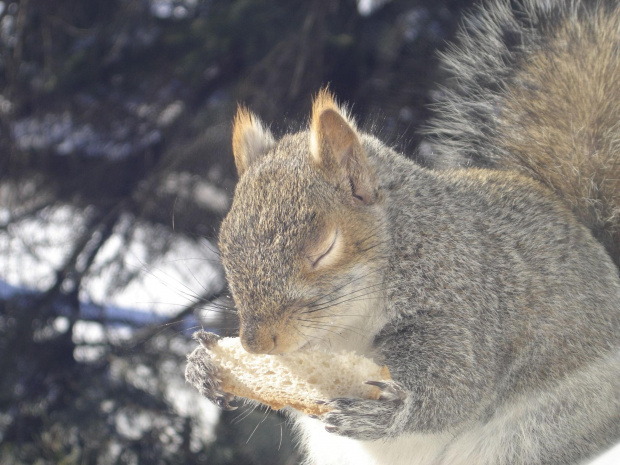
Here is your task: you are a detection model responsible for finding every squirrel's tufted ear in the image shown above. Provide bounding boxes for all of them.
[232,106,275,177]
[310,89,378,205]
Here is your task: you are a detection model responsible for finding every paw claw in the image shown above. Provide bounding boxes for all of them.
[365,380,406,401]
[215,394,237,411]
[365,380,389,389]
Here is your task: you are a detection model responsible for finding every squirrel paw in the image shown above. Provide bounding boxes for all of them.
[314,380,406,440]
[185,333,237,411]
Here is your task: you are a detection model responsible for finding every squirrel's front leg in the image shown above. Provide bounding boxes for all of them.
[313,318,489,441]
[311,380,407,441]
[185,331,237,411]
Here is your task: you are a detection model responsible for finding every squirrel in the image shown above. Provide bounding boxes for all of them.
[185,1,620,464]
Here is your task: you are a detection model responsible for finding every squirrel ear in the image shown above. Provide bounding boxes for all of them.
[232,106,275,177]
[310,89,378,205]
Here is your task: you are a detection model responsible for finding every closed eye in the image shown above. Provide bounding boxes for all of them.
[310,230,338,268]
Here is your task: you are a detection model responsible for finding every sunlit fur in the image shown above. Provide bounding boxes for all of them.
[232,106,275,177]
[203,1,620,464]
[309,88,359,165]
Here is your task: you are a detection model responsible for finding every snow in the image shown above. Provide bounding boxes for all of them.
[0,203,223,320]
[0,198,224,448]
[149,0,197,19]
[11,112,161,159]
[160,171,230,213]
[357,0,393,16]
[0,204,84,291]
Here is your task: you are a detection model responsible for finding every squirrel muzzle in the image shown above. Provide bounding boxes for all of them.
[240,317,301,354]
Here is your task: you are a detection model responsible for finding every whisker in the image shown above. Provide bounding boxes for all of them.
[278,423,283,451]
[299,318,367,334]
[232,402,259,424]
[185,262,217,296]
[303,280,392,314]
[134,300,235,315]
[302,313,367,319]
[305,264,389,309]
[246,408,271,444]
[158,256,223,264]
[297,317,364,333]
[301,238,389,309]
[299,323,355,340]
[292,325,325,345]
[199,238,222,257]
[304,275,413,315]
[198,302,237,314]
[300,323,365,340]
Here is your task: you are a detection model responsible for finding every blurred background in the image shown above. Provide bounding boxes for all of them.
[0,0,531,463]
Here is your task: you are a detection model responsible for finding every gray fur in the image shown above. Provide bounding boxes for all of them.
[346,137,620,462]
[186,1,620,463]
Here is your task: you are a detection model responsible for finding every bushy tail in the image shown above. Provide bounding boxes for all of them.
[426,0,620,268]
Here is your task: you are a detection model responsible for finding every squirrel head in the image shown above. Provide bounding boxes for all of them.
[219,89,388,354]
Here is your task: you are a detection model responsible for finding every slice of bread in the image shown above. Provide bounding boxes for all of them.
[192,332,391,415]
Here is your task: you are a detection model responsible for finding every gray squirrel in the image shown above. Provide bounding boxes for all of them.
[185,0,620,464]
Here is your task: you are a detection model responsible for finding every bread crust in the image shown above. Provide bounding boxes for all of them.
[193,333,391,415]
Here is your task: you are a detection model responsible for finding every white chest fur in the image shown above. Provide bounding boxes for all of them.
[294,416,453,465]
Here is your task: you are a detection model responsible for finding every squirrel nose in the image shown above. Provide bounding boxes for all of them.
[240,324,277,354]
